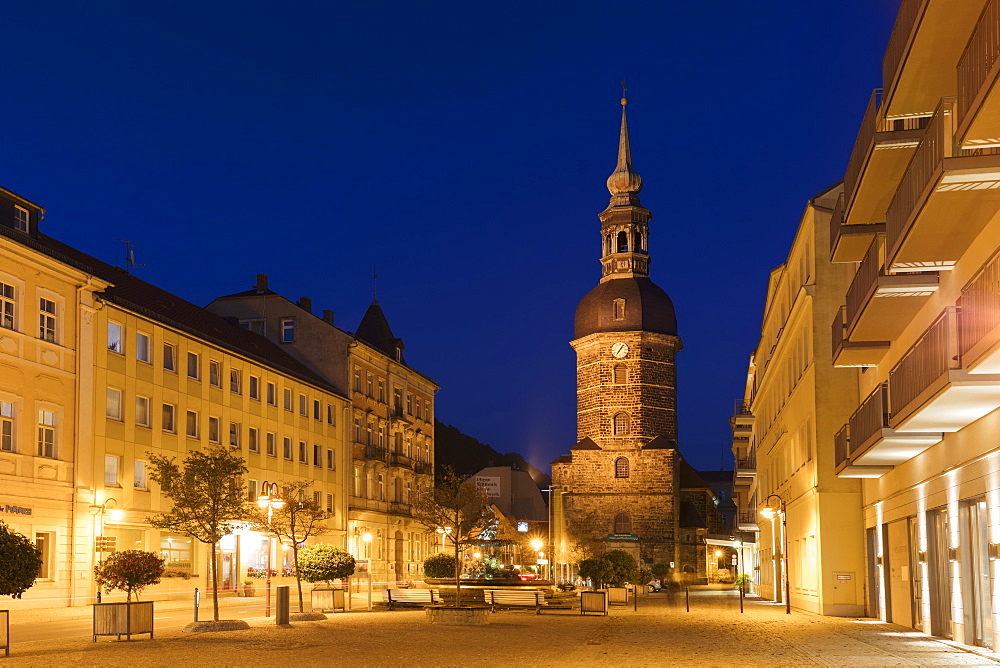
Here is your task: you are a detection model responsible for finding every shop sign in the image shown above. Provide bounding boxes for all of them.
[606,533,638,540]
[0,504,32,516]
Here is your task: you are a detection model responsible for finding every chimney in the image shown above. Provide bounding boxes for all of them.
[322,309,335,325]
[255,273,268,292]
[298,297,312,314]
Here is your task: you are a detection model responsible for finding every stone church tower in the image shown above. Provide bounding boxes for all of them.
[551,96,683,570]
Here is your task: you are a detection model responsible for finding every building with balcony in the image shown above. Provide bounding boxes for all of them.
[733,182,867,616]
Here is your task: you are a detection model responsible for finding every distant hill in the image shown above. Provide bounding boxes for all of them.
[434,419,550,488]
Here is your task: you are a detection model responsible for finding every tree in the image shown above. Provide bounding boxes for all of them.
[423,552,458,579]
[297,544,355,587]
[94,550,165,601]
[577,550,639,588]
[578,557,612,588]
[146,446,248,622]
[565,510,605,561]
[0,520,42,599]
[412,467,493,607]
[244,479,331,612]
[651,562,670,580]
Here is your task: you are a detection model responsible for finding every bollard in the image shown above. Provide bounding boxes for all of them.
[685,586,689,612]
[276,585,290,625]
[739,581,744,614]
[96,591,102,604]
[194,587,200,622]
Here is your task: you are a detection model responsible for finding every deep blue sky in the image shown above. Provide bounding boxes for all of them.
[4,1,899,472]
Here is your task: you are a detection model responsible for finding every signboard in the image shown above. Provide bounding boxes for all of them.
[0,504,32,516]
[536,559,549,565]
[606,533,638,540]
[475,476,501,499]
[517,522,529,532]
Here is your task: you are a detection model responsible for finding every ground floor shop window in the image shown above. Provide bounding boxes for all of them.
[160,534,194,575]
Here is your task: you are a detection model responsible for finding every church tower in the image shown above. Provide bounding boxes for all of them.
[552,94,683,569]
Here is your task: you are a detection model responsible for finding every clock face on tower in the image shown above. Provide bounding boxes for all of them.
[611,342,629,358]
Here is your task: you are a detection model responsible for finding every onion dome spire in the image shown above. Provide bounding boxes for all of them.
[606,94,643,203]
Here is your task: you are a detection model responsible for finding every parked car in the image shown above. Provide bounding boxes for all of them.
[647,579,662,593]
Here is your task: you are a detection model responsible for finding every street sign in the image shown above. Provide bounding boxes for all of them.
[95,536,117,552]
[606,533,638,540]
[537,559,549,565]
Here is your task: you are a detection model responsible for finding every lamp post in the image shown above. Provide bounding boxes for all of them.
[362,533,372,610]
[257,481,285,617]
[435,526,452,551]
[89,497,124,602]
[760,494,790,614]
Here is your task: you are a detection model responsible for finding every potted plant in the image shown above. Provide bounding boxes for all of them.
[93,550,164,641]
[298,544,355,613]
[243,580,255,597]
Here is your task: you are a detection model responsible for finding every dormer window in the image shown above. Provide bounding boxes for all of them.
[13,206,28,233]
[613,298,626,321]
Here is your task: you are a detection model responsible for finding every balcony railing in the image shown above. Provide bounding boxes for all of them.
[889,309,960,416]
[735,454,756,472]
[732,401,752,416]
[828,191,845,257]
[832,305,848,359]
[414,461,432,475]
[389,501,411,516]
[849,383,889,458]
[845,238,881,329]
[736,511,759,528]
[365,445,387,461]
[883,0,925,95]
[834,424,850,469]
[844,89,883,209]
[390,451,413,469]
[958,0,1000,130]
[959,251,1000,359]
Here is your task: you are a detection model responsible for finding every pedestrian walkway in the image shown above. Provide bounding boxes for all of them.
[3,589,999,666]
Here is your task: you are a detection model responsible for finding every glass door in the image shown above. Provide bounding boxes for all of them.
[962,499,992,648]
[927,508,953,639]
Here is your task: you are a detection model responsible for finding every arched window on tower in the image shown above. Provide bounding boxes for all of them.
[605,234,613,256]
[613,413,629,436]
[612,298,626,320]
[633,229,644,253]
[613,364,627,384]
[617,231,629,253]
[615,457,629,478]
[613,512,632,534]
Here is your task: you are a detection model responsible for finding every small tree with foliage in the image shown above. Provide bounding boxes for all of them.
[94,550,165,602]
[0,520,42,599]
[298,544,355,587]
[424,552,458,579]
[244,479,331,612]
[578,557,612,589]
[413,467,493,607]
[651,563,670,581]
[147,446,248,622]
[578,550,640,588]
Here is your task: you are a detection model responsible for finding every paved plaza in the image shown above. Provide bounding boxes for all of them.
[4,589,1000,666]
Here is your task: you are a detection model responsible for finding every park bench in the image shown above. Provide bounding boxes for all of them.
[382,588,441,610]
[484,589,548,614]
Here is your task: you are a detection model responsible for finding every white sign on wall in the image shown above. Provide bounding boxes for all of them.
[475,476,501,499]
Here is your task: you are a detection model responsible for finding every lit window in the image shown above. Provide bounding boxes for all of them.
[230,369,241,394]
[0,282,14,330]
[38,298,56,342]
[353,368,362,392]
[37,410,55,458]
[353,468,360,496]
[136,396,150,427]
[106,388,123,420]
[248,427,259,453]
[267,382,277,406]
[613,412,629,436]
[186,410,199,438]
[104,455,120,486]
[615,457,629,478]
[163,343,176,372]
[13,205,28,232]
[249,376,260,400]
[229,422,241,448]
[136,333,150,362]
[209,360,221,387]
[107,322,123,353]
[187,352,200,379]
[0,401,14,451]
[162,404,176,432]
[35,533,51,579]
[208,416,220,443]
[280,319,295,343]
[134,460,147,489]
[378,379,385,403]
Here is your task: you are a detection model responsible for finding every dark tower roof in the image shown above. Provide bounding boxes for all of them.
[356,300,405,363]
[575,276,677,339]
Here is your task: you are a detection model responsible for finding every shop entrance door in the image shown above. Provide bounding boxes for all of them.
[927,508,953,639]
[962,499,993,648]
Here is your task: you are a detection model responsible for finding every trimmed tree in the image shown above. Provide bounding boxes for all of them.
[146,446,248,622]
[0,520,43,599]
[298,544,356,587]
[578,550,640,588]
[94,550,165,601]
[413,467,493,607]
[244,479,331,612]
[423,552,458,579]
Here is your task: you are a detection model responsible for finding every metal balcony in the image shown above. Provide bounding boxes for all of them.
[389,451,413,469]
[957,0,1000,148]
[832,304,888,368]
[848,382,942,467]
[736,511,759,532]
[414,461,432,475]
[834,423,892,478]
[734,454,756,478]
[959,250,1000,372]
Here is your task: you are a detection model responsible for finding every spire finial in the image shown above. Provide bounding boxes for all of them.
[372,265,378,303]
[606,83,642,197]
[621,78,627,105]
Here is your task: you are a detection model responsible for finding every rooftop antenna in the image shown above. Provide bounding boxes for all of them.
[120,239,145,274]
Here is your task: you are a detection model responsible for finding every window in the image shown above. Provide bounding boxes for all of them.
[134,460,147,489]
[377,424,385,448]
[353,368,362,392]
[267,382,276,406]
[326,494,333,513]
[313,399,321,421]
[365,421,373,445]
[393,388,402,412]
[249,375,260,400]
[406,394,412,415]
[613,298,626,320]
[131,396,149,427]
[230,369,241,394]
[613,513,632,534]
[283,389,292,411]
[299,394,307,416]
[326,449,335,470]
[35,532,52,579]
[366,375,373,397]
[416,399,422,420]
[613,412,629,436]
[136,333,150,362]
[108,322,123,353]
[0,282,14,330]
[313,444,321,467]
[613,364,627,384]
[162,404,176,432]
[313,491,322,507]
[239,319,264,335]
[209,360,221,387]
[187,352,200,379]
[378,474,385,501]
[229,422,241,448]
[326,404,335,425]
[283,437,292,460]
[280,319,295,343]
[161,343,176,372]
[186,410,199,438]
[37,410,55,458]
[248,427,259,453]
[209,417,220,443]
[425,400,431,419]
[106,388,122,420]
[353,417,361,442]
[13,205,28,232]
[38,298,56,342]
[405,481,411,504]
[615,457,630,478]
[247,479,259,502]
[298,441,307,464]
[104,455,120,486]
[353,468,361,496]
[0,401,14,451]
[366,471,373,498]
[266,432,276,457]
[377,379,385,403]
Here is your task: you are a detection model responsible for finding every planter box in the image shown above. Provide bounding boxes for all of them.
[93,601,154,641]
[1,610,8,657]
[606,586,628,605]
[311,588,346,613]
[580,590,608,616]
[425,605,491,626]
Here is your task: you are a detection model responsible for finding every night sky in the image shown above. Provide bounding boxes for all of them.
[3,2,899,472]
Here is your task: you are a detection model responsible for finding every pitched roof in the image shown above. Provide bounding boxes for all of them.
[679,501,706,529]
[550,454,573,465]
[678,458,712,490]
[355,299,404,362]
[642,436,676,450]
[570,437,601,451]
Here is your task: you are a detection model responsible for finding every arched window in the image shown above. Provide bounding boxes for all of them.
[615,457,629,478]
[633,230,643,253]
[613,513,632,534]
[613,364,627,384]
[616,231,628,253]
[605,234,613,255]
[613,412,629,435]
[612,298,626,320]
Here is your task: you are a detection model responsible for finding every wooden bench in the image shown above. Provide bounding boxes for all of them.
[484,589,548,614]
[382,588,441,610]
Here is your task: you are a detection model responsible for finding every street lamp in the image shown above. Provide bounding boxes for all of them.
[760,494,790,614]
[257,481,285,617]
[89,497,124,602]
[435,526,452,551]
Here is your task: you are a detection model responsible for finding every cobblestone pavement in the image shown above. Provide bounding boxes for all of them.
[4,589,1000,666]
